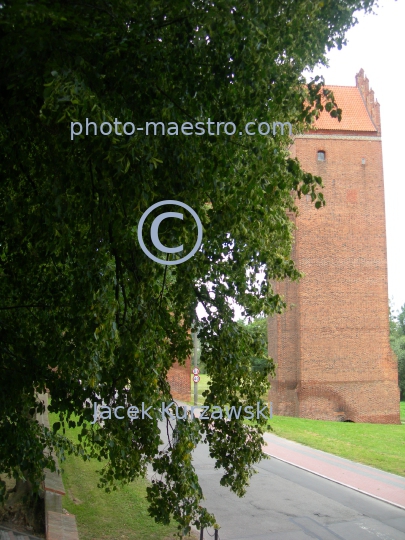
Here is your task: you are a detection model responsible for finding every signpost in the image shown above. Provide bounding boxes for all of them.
[192,330,198,406]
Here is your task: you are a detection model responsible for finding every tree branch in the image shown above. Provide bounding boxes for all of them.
[155,86,196,122]
[0,304,50,310]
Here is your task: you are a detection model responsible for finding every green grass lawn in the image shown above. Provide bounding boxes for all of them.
[267,412,405,477]
[189,378,405,477]
[48,411,191,540]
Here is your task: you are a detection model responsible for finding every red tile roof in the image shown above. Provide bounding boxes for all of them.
[311,85,377,133]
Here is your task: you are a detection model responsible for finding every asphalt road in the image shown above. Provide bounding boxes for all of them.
[191,438,405,540]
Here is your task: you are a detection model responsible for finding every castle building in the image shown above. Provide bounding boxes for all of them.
[268,69,400,423]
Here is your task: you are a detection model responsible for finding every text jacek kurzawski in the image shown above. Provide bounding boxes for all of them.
[90,401,273,424]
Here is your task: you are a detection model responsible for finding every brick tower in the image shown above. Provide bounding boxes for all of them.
[268,69,400,424]
[167,357,191,401]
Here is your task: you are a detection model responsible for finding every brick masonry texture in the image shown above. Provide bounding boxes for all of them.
[167,356,191,401]
[268,70,400,424]
[46,512,79,540]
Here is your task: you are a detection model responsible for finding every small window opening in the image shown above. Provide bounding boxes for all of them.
[317,150,325,161]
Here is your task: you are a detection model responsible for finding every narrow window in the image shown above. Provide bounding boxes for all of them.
[317,150,325,161]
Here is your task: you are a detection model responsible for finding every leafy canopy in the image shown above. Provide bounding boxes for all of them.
[0,0,377,535]
[390,302,405,400]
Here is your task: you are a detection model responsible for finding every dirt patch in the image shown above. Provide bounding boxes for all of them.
[68,488,82,505]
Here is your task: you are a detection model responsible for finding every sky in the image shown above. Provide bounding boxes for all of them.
[307,0,405,314]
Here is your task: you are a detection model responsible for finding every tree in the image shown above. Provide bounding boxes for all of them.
[238,317,269,374]
[0,0,377,535]
[390,302,405,400]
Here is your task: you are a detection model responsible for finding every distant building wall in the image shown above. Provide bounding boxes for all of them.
[167,356,191,402]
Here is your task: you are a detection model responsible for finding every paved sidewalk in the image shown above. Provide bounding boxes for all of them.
[262,432,405,510]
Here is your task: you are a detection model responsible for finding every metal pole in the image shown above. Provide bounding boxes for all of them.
[200,527,204,540]
[192,330,198,406]
[214,530,219,540]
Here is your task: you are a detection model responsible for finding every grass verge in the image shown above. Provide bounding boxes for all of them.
[267,413,405,477]
[190,377,405,476]
[48,411,191,540]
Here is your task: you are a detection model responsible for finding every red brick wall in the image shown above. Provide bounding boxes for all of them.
[268,275,300,417]
[269,134,400,424]
[167,356,191,402]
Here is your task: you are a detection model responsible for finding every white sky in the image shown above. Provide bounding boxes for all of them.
[308,0,405,314]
